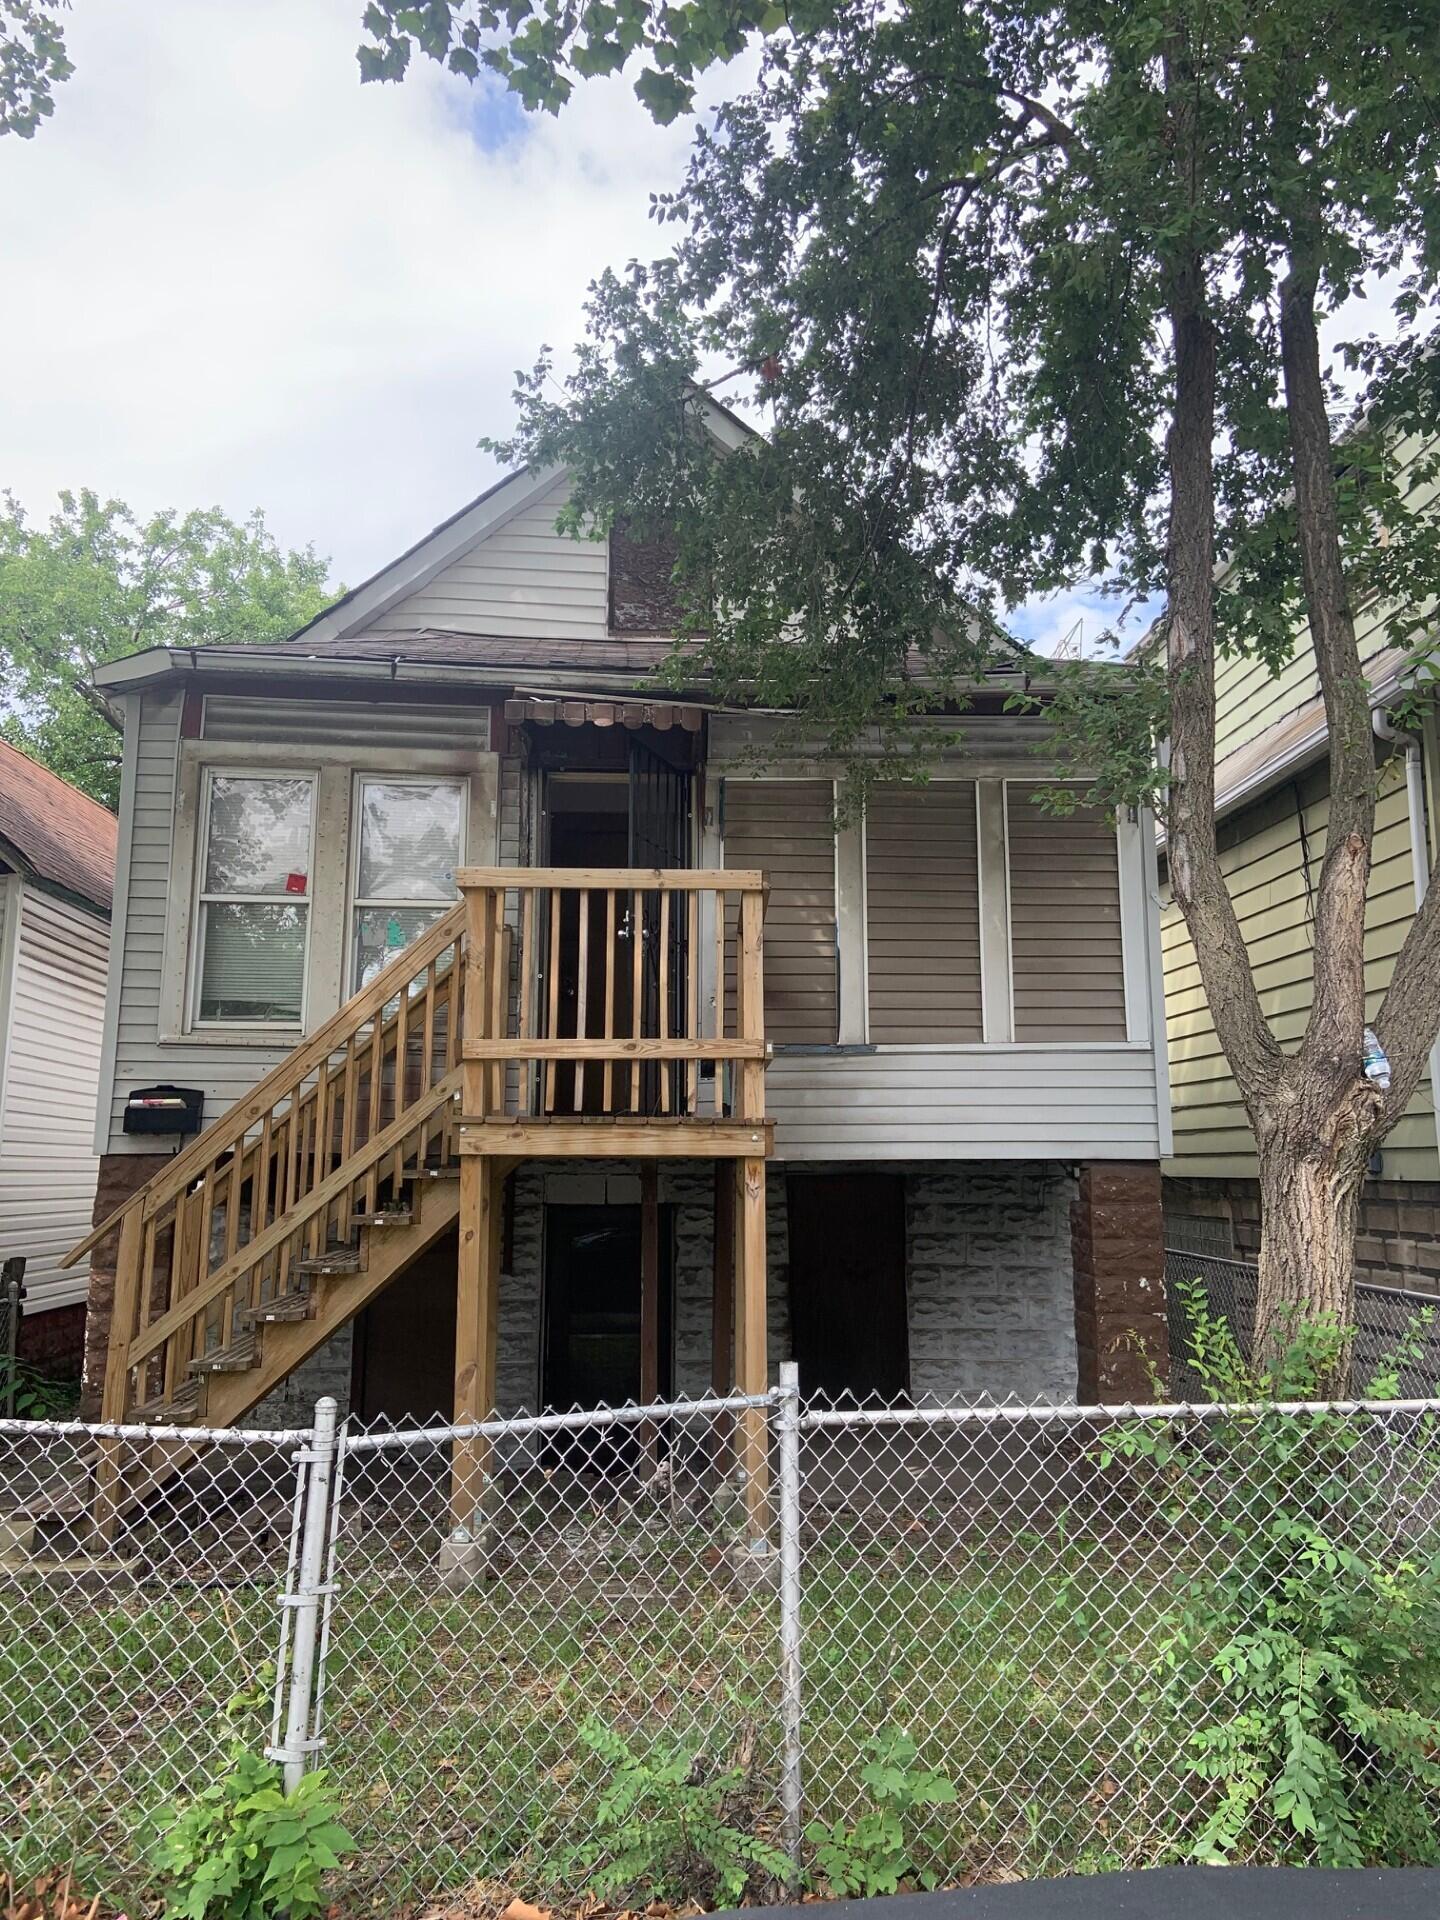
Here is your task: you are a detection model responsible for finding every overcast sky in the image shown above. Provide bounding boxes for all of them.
[0,1,1402,662]
[2,0,718,586]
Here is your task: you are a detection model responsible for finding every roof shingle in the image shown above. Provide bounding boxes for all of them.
[0,742,118,914]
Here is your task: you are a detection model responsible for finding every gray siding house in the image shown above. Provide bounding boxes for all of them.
[73,453,1173,1446]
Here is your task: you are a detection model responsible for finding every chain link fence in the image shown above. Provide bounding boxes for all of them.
[1166,1248,1440,1400]
[6,1381,1440,1905]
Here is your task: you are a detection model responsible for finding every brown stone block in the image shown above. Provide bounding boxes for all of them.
[1084,1161,1161,1195]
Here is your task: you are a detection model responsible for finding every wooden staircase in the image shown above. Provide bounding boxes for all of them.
[65,905,473,1447]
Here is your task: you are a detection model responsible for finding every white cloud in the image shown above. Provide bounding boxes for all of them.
[0,0,722,585]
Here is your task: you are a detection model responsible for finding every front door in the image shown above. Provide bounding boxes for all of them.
[542,1204,674,1412]
[628,741,692,1113]
[787,1174,909,1401]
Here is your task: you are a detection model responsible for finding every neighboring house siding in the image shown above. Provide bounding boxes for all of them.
[0,884,108,1313]
[866,782,982,1043]
[722,779,839,1046]
[1007,786,1128,1044]
[1211,436,1439,773]
[369,478,609,642]
[1163,756,1435,1180]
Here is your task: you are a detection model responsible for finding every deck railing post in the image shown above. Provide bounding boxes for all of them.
[271,1395,340,1793]
[776,1361,805,1877]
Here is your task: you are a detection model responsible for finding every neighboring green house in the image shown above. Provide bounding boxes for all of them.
[1160,471,1440,1288]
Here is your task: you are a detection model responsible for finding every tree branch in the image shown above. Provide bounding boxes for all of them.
[1161,48,1283,1112]
[1375,852,1440,1125]
[1278,237,1377,1081]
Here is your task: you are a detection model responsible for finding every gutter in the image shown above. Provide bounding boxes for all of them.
[1372,704,1440,1170]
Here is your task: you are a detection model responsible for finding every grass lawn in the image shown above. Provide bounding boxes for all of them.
[3,1508,1204,1908]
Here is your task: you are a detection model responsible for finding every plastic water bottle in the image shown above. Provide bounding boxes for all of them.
[1363,1026,1391,1091]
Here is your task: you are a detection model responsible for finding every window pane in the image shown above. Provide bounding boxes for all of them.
[357,781,462,901]
[204,776,313,896]
[352,905,449,993]
[199,902,306,1022]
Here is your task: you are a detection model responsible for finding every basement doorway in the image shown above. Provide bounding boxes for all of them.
[787,1173,910,1402]
[541,1203,674,1420]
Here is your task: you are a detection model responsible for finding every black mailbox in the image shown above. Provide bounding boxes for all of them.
[123,1084,205,1137]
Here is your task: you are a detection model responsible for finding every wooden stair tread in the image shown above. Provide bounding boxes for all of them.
[351,1207,414,1228]
[240,1293,314,1324]
[294,1249,364,1276]
[189,1332,257,1375]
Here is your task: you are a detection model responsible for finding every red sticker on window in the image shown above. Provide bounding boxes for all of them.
[284,872,307,895]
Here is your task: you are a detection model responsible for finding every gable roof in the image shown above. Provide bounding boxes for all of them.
[0,742,118,914]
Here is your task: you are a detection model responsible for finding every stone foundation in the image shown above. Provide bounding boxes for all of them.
[1071,1162,1167,1402]
[86,1155,1127,1428]
[1163,1173,1440,1295]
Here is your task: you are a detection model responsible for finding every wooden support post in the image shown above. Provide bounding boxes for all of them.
[451,1157,505,1533]
[94,1204,143,1543]
[712,1161,734,1397]
[639,1160,660,1467]
[712,1160,735,1473]
[735,1154,771,1542]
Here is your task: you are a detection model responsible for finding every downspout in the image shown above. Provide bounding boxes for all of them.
[1372,706,1440,1166]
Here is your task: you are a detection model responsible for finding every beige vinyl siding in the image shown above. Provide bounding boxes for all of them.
[1007,785,1127,1042]
[370,477,608,642]
[866,782,982,1042]
[203,696,491,753]
[0,886,109,1313]
[768,1047,1159,1159]
[722,779,837,1046]
[1162,757,1435,1179]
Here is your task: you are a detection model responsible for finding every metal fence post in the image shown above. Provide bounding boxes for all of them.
[270,1395,339,1793]
[776,1361,805,1876]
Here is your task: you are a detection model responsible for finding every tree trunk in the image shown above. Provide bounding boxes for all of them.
[1253,1086,1373,1383]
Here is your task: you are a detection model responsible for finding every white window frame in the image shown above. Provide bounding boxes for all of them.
[343,772,470,997]
[160,739,500,1047]
[187,765,320,1034]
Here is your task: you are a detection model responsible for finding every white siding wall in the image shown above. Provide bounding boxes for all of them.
[0,884,109,1312]
[768,1047,1161,1161]
[370,479,609,641]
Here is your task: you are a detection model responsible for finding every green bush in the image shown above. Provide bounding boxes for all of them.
[149,1684,354,1920]
[805,1728,957,1895]
[0,1356,79,1419]
[1105,1280,1440,1866]
[557,1715,792,1908]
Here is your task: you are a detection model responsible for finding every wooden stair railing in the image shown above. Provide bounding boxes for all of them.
[64,902,469,1433]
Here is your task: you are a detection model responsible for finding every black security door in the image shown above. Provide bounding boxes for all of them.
[627,741,692,1113]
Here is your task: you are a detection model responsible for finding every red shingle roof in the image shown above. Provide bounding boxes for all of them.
[0,742,117,914]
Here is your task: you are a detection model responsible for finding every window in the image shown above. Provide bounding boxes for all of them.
[194,772,316,1025]
[349,777,466,992]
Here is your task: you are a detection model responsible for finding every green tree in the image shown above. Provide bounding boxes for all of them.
[1,1,72,137]
[363,0,1440,1368]
[0,491,332,807]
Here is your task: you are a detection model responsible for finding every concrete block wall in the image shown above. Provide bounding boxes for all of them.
[247,1158,1083,1427]
[905,1163,1077,1403]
